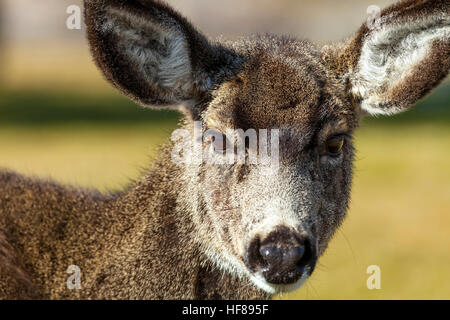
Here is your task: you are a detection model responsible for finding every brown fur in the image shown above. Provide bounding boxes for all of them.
[0,153,267,299]
[0,0,448,299]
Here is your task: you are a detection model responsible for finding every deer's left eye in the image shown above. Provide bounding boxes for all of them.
[326,136,345,156]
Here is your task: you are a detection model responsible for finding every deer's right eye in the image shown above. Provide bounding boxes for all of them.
[326,136,345,156]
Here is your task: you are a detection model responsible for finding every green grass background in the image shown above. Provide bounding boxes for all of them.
[0,83,449,300]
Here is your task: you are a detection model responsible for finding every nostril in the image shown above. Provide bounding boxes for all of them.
[260,247,271,258]
[259,246,280,264]
[294,246,305,259]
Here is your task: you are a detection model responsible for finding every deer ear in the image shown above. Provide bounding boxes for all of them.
[84,0,242,110]
[323,0,449,116]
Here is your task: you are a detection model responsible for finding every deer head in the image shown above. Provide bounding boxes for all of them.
[84,0,449,293]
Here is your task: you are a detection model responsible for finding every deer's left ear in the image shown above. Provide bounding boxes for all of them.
[323,0,449,116]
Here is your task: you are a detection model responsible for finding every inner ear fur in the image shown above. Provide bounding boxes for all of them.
[84,0,243,110]
[322,0,450,116]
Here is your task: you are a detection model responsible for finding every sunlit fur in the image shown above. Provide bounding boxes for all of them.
[0,0,448,299]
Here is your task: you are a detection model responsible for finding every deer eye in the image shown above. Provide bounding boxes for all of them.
[326,135,345,156]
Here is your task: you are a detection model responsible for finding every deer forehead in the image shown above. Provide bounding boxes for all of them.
[205,45,357,135]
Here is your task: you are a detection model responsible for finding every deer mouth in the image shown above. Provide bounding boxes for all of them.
[248,265,315,294]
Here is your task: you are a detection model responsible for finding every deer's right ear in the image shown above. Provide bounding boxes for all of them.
[84,0,242,111]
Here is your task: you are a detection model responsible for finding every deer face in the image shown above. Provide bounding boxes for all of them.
[85,0,449,294]
[186,43,358,292]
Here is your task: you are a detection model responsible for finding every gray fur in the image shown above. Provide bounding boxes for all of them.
[0,0,448,299]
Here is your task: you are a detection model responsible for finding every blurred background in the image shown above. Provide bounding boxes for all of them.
[0,0,449,299]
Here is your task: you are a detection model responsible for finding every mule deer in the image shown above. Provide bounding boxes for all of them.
[0,0,449,299]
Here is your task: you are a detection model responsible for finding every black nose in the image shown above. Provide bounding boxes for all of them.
[245,226,316,285]
[259,244,305,275]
